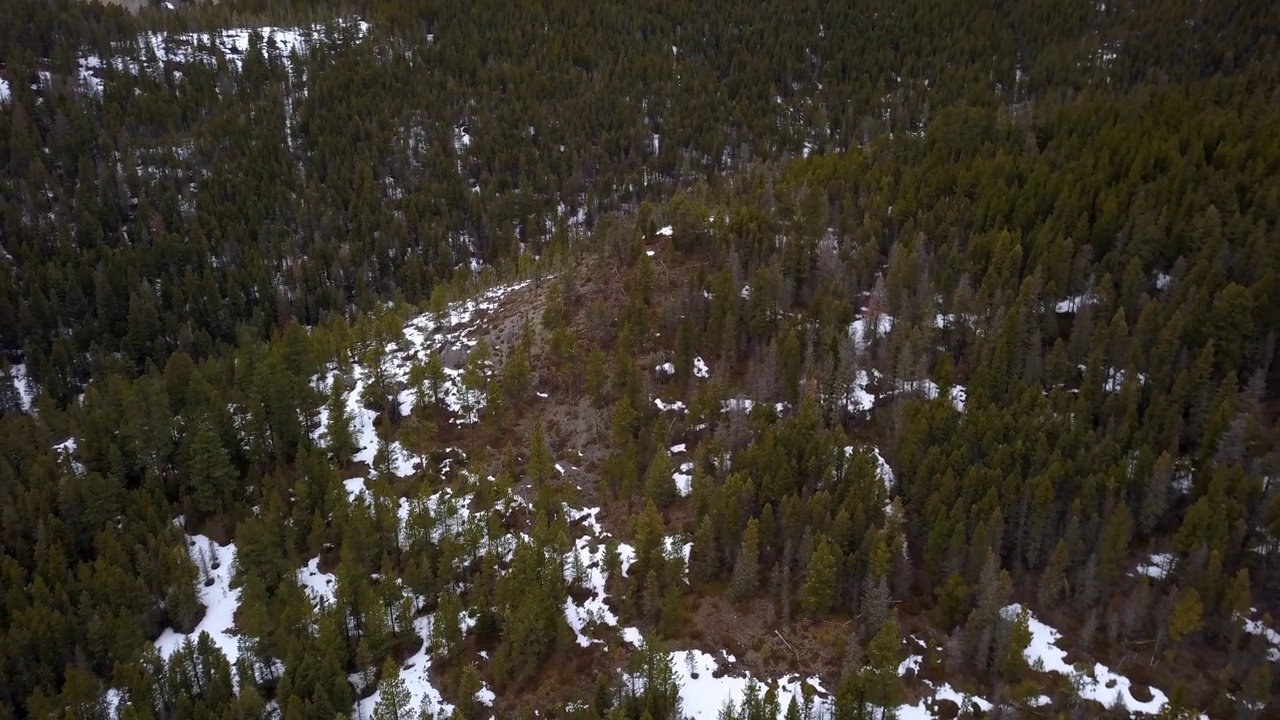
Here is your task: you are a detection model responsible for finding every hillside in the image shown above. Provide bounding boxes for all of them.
[3,0,1280,718]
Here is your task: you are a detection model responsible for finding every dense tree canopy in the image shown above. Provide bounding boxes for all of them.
[2,0,1279,717]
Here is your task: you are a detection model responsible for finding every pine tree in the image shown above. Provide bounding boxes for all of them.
[730,519,760,600]
[690,516,718,585]
[585,346,608,406]
[503,324,534,404]
[183,419,238,519]
[1140,451,1173,534]
[1166,588,1203,662]
[999,606,1032,681]
[528,421,554,487]
[424,353,446,406]
[645,447,675,509]
[398,413,436,473]
[800,536,837,618]
[373,659,412,720]
[455,661,484,719]
[323,374,358,466]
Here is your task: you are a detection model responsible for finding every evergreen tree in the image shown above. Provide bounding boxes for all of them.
[800,536,837,618]
[374,659,413,720]
[324,374,359,466]
[731,519,760,600]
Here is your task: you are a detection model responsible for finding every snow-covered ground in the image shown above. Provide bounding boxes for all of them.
[106,21,369,84]
[849,312,893,350]
[842,307,968,415]
[621,641,831,719]
[7,363,34,412]
[1135,553,1173,579]
[693,356,710,379]
[313,280,532,475]
[152,282,541,718]
[297,556,337,609]
[896,682,993,718]
[155,534,241,664]
[890,378,967,412]
[868,446,895,496]
[1002,604,1176,715]
[1242,608,1280,663]
[1055,292,1097,314]
[356,615,456,720]
[562,505,641,648]
[53,437,86,475]
[672,461,694,497]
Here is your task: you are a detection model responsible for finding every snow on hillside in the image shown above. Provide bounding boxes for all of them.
[896,682,993,718]
[153,282,538,718]
[1242,609,1280,663]
[672,461,694,496]
[621,640,831,719]
[313,280,532,477]
[849,311,893,350]
[843,306,968,414]
[52,437,86,475]
[1135,553,1173,579]
[1002,604,1183,715]
[357,615,457,720]
[8,363,34,412]
[1055,291,1097,314]
[298,556,337,609]
[121,21,368,73]
[66,20,370,95]
[891,378,967,412]
[155,534,241,664]
[693,356,710,378]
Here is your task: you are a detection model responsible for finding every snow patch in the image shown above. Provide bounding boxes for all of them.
[655,398,686,412]
[1135,553,1173,579]
[626,646,831,720]
[693,356,710,379]
[849,312,893,350]
[357,615,455,720]
[1055,292,1097,314]
[297,556,337,609]
[155,535,241,664]
[8,363,34,412]
[1003,604,1171,714]
[1242,609,1280,663]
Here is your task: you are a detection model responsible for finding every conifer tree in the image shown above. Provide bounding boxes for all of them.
[730,519,760,600]
[183,419,238,520]
[801,536,837,618]
[323,374,358,466]
[374,659,412,720]
[528,421,554,487]
[645,447,675,509]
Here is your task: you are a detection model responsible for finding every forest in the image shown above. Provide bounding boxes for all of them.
[2,0,1280,718]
